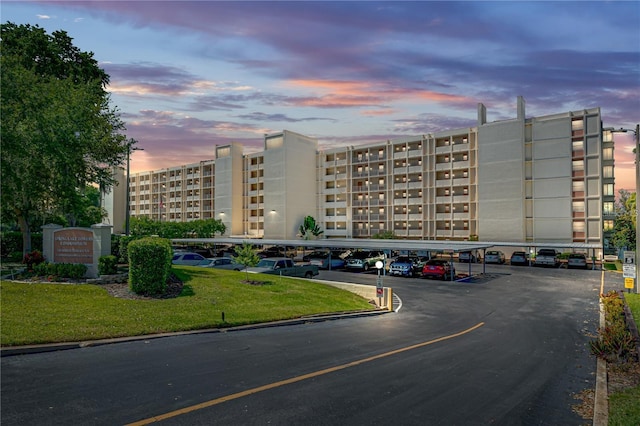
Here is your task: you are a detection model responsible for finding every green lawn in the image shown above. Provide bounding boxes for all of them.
[0,266,374,346]
[609,292,640,424]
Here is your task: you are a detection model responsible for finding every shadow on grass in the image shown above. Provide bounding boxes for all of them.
[179,284,195,297]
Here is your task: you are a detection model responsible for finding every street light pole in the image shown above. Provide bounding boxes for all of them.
[125,140,143,236]
[613,125,640,293]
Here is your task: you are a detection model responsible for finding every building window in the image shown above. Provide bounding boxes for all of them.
[603,166,614,178]
[572,201,585,212]
[604,220,614,231]
[603,202,614,215]
[572,160,584,171]
[572,221,585,232]
[603,147,614,161]
[571,119,584,131]
[603,183,614,196]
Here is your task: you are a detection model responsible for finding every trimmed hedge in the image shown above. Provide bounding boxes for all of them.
[33,262,87,280]
[128,237,172,296]
[98,255,118,275]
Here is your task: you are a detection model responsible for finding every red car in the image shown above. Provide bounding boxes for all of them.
[422,259,455,280]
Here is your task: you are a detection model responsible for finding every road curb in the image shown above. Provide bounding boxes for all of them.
[0,309,390,357]
[592,300,608,426]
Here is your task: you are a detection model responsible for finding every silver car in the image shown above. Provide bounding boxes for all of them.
[484,250,506,264]
[172,252,207,266]
[197,257,244,271]
[567,253,588,269]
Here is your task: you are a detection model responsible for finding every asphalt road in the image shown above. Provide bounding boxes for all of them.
[1,264,623,425]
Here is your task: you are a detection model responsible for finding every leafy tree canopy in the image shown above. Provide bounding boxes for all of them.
[1,22,132,253]
[611,189,636,251]
[129,217,226,239]
[233,242,261,281]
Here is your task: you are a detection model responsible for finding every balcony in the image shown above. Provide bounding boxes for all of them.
[451,160,470,169]
[452,177,470,186]
[451,143,470,153]
[452,195,470,203]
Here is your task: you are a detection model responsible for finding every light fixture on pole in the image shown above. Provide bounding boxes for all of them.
[125,139,143,236]
[611,124,640,294]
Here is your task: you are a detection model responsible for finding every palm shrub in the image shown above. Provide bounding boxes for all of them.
[128,237,172,295]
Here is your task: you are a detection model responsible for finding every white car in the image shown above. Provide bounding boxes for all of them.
[172,252,207,266]
[484,250,506,264]
[197,257,244,271]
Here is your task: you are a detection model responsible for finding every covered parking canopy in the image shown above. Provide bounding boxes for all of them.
[171,237,601,257]
[172,237,603,279]
[171,237,495,256]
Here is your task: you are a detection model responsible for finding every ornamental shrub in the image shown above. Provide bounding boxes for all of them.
[33,262,87,280]
[23,250,45,271]
[98,255,118,275]
[590,291,637,362]
[128,237,172,296]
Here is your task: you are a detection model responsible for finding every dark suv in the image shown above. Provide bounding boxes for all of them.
[345,250,385,272]
[389,256,424,277]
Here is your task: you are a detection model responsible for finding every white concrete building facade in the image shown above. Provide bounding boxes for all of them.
[108,98,613,250]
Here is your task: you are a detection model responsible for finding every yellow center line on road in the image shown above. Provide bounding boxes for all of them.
[126,321,485,425]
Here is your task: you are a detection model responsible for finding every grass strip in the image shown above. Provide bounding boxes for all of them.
[0,267,374,346]
[608,293,640,425]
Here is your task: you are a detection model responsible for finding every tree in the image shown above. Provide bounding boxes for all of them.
[372,231,396,239]
[298,216,323,240]
[1,23,131,254]
[611,189,636,251]
[129,217,226,239]
[233,242,261,281]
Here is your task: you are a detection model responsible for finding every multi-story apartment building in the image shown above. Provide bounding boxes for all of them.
[107,97,613,252]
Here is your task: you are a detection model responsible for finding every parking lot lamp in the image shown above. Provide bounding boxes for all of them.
[125,139,143,236]
[612,124,639,293]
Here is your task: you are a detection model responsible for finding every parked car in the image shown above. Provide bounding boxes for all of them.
[422,259,455,280]
[246,257,319,278]
[303,250,330,262]
[458,251,480,263]
[389,256,424,277]
[510,251,530,266]
[172,252,207,266]
[484,250,506,264]
[535,249,559,267]
[197,257,244,271]
[303,250,346,269]
[258,246,297,258]
[567,253,588,269]
[344,250,385,272]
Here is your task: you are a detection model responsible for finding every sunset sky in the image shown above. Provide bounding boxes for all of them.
[4,1,639,191]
